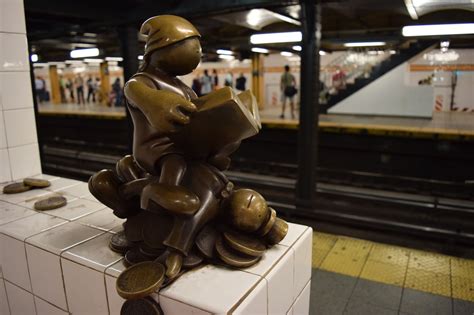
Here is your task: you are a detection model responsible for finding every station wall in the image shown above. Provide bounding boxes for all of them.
[0,0,41,182]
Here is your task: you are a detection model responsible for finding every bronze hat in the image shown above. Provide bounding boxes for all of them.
[140,15,201,56]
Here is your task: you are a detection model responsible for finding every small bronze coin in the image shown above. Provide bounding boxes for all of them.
[116,261,165,300]
[258,207,276,236]
[223,231,266,257]
[109,231,133,254]
[3,182,32,194]
[124,247,151,266]
[139,243,165,259]
[266,218,289,245]
[195,224,219,259]
[182,248,204,268]
[120,297,163,315]
[215,235,260,268]
[34,195,67,211]
[23,177,51,188]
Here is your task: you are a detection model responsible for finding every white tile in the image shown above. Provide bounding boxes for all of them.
[0,235,31,290]
[42,198,105,221]
[0,111,7,149]
[77,207,124,231]
[266,250,294,315]
[0,201,36,225]
[105,259,127,278]
[57,182,90,198]
[62,258,109,315]
[160,264,261,314]
[3,108,37,147]
[8,143,41,181]
[26,244,67,310]
[0,72,33,110]
[0,212,66,241]
[0,279,10,315]
[16,191,76,210]
[243,244,290,276]
[293,228,312,299]
[279,223,308,247]
[82,193,99,203]
[26,221,104,255]
[0,0,26,33]
[0,33,29,71]
[0,186,49,204]
[159,295,211,315]
[0,149,11,182]
[45,178,82,192]
[105,274,125,315]
[233,279,267,315]
[31,174,59,181]
[292,280,310,315]
[4,281,35,315]
[34,296,68,315]
[62,232,122,272]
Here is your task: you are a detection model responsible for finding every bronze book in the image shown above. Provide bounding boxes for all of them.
[170,87,261,159]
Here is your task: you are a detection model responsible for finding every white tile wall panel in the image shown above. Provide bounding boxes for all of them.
[0,0,26,34]
[41,198,105,221]
[0,212,66,241]
[0,33,29,72]
[8,143,41,180]
[293,228,313,299]
[0,279,9,315]
[0,234,31,290]
[4,281,35,315]
[77,207,124,232]
[292,280,311,315]
[0,149,11,182]
[266,250,295,315]
[233,278,268,315]
[105,274,125,315]
[34,296,68,315]
[0,201,35,226]
[159,295,212,315]
[4,108,37,147]
[0,72,34,110]
[0,110,7,149]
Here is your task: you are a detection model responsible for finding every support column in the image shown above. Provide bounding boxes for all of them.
[99,61,110,106]
[296,0,321,206]
[118,25,140,152]
[48,65,61,104]
[251,53,265,109]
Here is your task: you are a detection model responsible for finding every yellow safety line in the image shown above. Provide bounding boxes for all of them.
[313,231,474,302]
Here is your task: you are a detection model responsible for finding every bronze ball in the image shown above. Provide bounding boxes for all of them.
[227,189,268,232]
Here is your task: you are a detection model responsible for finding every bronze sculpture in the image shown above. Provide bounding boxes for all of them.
[88,15,288,313]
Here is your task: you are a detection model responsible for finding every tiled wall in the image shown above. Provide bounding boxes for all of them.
[0,0,41,182]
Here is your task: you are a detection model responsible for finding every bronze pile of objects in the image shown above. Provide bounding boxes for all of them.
[88,15,288,315]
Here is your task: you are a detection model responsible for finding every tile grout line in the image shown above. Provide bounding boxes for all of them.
[2,275,12,315]
[396,249,411,314]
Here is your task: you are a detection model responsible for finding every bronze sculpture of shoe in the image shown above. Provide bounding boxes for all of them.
[141,183,200,216]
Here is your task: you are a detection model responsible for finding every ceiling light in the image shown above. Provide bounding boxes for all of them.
[344,42,386,47]
[280,51,293,57]
[250,31,302,44]
[70,48,99,58]
[84,58,104,63]
[33,63,48,67]
[105,57,123,62]
[402,23,474,36]
[30,54,38,62]
[319,50,327,55]
[292,45,302,51]
[138,55,144,60]
[216,49,233,55]
[65,60,83,64]
[251,47,269,54]
[389,50,397,54]
[218,54,235,60]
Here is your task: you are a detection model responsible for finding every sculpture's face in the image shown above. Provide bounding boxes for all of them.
[152,37,202,76]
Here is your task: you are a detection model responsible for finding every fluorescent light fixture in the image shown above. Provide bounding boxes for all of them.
[250,31,302,44]
[65,60,83,64]
[30,54,38,62]
[84,58,103,63]
[70,48,99,58]
[280,51,293,57]
[389,50,397,54]
[138,55,144,60]
[292,45,302,51]
[105,56,123,62]
[251,47,269,54]
[108,61,119,66]
[33,63,48,67]
[402,23,474,37]
[344,42,386,47]
[218,54,235,60]
[216,49,233,55]
[319,50,327,55]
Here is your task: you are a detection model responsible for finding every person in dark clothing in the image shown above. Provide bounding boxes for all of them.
[86,77,96,103]
[112,78,122,106]
[212,69,218,89]
[236,73,246,91]
[192,76,202,97]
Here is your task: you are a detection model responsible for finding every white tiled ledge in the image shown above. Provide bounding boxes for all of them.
[0,174,312,314]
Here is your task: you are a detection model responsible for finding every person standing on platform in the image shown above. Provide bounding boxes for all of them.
[224,71,233,88]
[280,65,297,119]
[34,76,46,104]
[95,77,102,103]
[200,70,213,95]
[66,78,74,102]
[112,78,123,106]
[86,76,96,103]
[75,74,85,105]
[212,69,219,90]
[59,75,67,103]
[236,73,246,91]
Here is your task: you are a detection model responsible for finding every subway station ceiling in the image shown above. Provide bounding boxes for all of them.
[25,0,474,62]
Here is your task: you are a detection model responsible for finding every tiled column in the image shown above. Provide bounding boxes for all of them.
[0,0,41,182]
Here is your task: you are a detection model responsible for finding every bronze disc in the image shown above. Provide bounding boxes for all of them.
[120,297,163,315]
[124,247,151,266]
[142,212,173,249]
[195,224,219,259]
[109,231,133,254]
[23,177,51,188]
[258,207,276,236]
[116,261,165,300]
[3,182,32,194]
[223,231,266,257]
[215,235,260,268]
[124,212,147,242]
[34,195,67,211]
[139,243,165,259]
[266,218,289,245]
[182,248,204,268]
